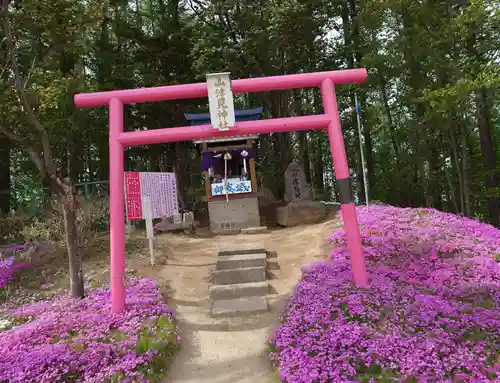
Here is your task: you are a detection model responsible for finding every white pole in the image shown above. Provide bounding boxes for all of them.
[354,91,369,206]
[149,238,154,266]
[142,197,155,266]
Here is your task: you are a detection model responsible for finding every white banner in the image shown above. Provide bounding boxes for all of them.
[207,72,236,131]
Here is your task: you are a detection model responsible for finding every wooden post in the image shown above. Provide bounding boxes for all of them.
[204,170,211,199]
[248,139,258,193]
[249,158,257,193]
[201,143,211,199]
[142,197,155,266]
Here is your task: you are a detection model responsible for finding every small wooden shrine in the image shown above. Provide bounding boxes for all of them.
[185,107,264,232]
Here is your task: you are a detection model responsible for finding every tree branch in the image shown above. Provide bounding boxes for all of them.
[0,51,10,79]
[1,1,58,179]
[0,124,46,176]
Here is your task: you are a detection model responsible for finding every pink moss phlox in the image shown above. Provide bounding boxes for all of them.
[271,205,500,382]
[0,256,30,289]
[0,277,177,383]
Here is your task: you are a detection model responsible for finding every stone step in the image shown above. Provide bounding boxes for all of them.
[216,253,267,270]
[218,242,265,257]
[209,281,269,300]
[211,266,266,285]
[211,296,268,317]
[241,226,268,234]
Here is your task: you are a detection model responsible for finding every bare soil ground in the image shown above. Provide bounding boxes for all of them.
[139,212,342,383]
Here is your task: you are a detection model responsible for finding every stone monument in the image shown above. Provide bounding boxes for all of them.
[278,162,327,227]
[284,162,311,202]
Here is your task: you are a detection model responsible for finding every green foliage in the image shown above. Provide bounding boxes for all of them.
[1,198,109,260]
[0,211,34,245]
[21,216,64,243]
[0,0,499,226]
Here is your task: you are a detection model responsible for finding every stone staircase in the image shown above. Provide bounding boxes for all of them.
[210,243,271,317]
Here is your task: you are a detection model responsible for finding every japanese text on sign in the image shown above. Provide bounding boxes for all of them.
[207,72,236,131]
[124,172,179,221]
[211,180,252,196]
[291,170,301,199]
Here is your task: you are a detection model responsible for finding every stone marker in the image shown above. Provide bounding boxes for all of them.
[284,162,311,202]
[183,211,194,224]
[173,213,182,224]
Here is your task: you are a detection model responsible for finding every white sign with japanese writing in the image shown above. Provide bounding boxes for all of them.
[207,72,236,131]
[211,180,252,196]
[140,172,178,219]
[125,172,179,220]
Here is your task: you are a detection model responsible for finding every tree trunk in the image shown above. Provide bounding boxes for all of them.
[475,88,499,227]
[429,146,443,210]
[271,92,291,198]
[311,133,325,195]
[449,117,465,214]
[311,91,325,195]
[360,91,375,195]
[379,75,400,156]
[293,90,312,184]
[61,191,84,299]
[460,122,472,217]
[174,141,188,210]
[69,137,85,183]
[298,132,311,184]
[97,143,109,181]
[0,138,11,214]
[443,157,459,213]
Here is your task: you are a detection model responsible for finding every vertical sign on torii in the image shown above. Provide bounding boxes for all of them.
[207,73,236,131]
[74,69,370,313]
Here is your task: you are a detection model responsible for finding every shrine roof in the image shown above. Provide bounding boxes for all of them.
[184,107,264,125]
[185,107,263,144]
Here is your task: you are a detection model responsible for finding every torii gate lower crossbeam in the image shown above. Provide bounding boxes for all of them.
[74,69,370,313]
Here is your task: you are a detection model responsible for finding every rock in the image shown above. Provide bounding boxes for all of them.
[284,162,311,202]
[276,200,327,227]
[153,215,174,233]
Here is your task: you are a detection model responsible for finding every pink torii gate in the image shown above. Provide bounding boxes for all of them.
[74,69,369,313]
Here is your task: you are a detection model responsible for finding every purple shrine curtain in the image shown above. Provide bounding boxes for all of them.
[201,148,256,171]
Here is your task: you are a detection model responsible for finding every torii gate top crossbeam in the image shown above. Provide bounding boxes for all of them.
[74,69,367,108]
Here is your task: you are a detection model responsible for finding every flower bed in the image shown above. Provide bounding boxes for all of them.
[0,244,37,290]
[0,256,29,289]
[270,205,500,383]
[0,278,180,383]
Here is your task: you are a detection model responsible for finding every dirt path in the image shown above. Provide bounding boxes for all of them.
[143,216,341,383]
